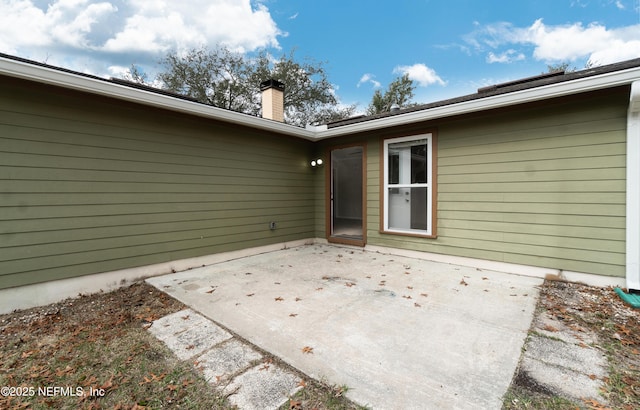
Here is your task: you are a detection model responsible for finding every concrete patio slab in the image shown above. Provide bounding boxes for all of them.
[147,244,543,409]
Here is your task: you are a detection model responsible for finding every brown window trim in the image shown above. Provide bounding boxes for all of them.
[379,131,438,238]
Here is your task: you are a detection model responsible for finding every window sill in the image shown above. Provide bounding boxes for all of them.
[379,229,438,239]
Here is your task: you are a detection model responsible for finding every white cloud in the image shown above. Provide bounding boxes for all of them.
[103,0,282,54]
[0,0,284,73]
[464,18,640,66]
[615,0,625,9]
[357,73,381,88]
[393,63,446,87]
[486,49,525,63]
[0,0,117,52]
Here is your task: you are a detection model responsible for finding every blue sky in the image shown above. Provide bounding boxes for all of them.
[1,0,639,113]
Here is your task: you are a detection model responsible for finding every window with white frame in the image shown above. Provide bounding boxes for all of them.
[383,134,435,236]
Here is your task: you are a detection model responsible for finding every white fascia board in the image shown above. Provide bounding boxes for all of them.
[0,56,316,140]
[3,55,640,142]
[626,80,640,290]
[316,67,640,139]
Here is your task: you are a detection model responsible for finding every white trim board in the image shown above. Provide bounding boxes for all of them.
[3,55,640,141]
[0,239,628,314]
[0,239,314,315]
[364,244,626,289]
[627,80,640,290]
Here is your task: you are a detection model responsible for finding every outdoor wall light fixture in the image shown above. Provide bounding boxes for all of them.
[310,158,323,167]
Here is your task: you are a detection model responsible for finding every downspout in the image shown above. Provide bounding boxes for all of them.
[627,80,640,291]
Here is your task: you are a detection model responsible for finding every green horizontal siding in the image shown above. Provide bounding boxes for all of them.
[0,75,631,289]
[0,77,315,289]
[367,89,628,277]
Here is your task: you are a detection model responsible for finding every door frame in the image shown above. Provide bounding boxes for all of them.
[325,143,367,247]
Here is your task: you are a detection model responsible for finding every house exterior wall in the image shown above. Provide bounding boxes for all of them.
[0,76,315,290]
[328,87,628,278]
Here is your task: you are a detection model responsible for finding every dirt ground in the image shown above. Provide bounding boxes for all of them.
[504,281,640,410]
[1,279,638,409]
[0,282,361,410]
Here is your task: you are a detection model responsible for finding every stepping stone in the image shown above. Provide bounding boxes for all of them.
[223,364,302,410]
[149,309,232,360]
[199,339,263,384]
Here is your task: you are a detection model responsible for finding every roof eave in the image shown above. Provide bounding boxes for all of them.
[0,56,316,140]
[3,54,639,141]
[316,66,640,139]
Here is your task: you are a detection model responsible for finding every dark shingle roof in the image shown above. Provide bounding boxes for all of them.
[0,52,199,103]
[327,58,640,128]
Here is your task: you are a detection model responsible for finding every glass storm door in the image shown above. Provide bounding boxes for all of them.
[329,146,364,243]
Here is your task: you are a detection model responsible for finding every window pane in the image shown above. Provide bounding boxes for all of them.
[411,143,427,184]
[388,152,399,184]
[410,187,428,230]
[388,187,410,230]
[387,187,428,231]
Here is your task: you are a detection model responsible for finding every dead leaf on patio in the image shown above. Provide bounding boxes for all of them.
[301,346,314,354]
[186,344,195,350]
[246,293,255,297]
[275,297,284,301]
[402,295,412,299]
[543,324,559,332]
[274,282,281,285]
[420,293,428,297]
[407,286,413,289]
[316,287,323,291]
[482,277,489,280]
[414,303,421,308]
[295,297,302,301]
[259,364,270,371]
[404,271,410,275]
[289,313,298,317]
[345,282,356,287]
[460,278,468,286]
[205,289,215,294]
[298,379,307,387]
[181,315,190,320]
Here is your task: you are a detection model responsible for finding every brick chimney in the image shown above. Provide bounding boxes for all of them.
[260,79,285,122]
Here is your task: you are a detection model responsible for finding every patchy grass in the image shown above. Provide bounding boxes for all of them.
[0,282,364,409]
[281,380,369,410]
[0,283,227,409]
[503,280,640,410]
